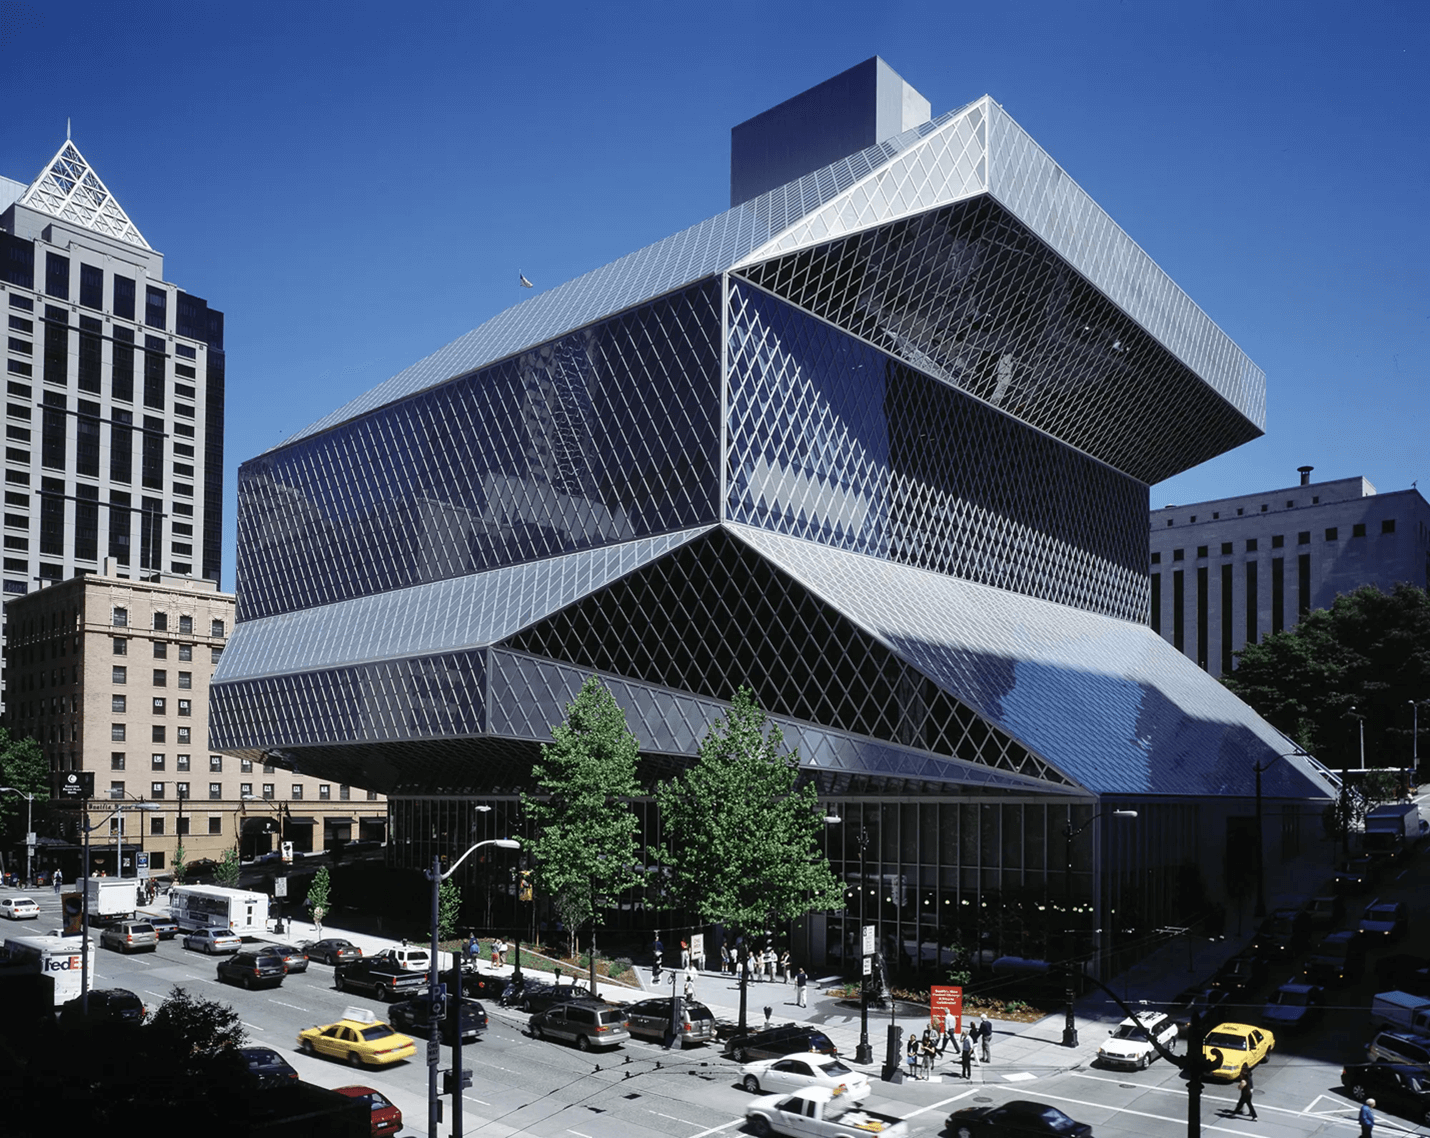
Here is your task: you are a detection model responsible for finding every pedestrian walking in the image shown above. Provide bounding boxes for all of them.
[490,939,500,967]
[959,1028,974,1079]
[1359,1098,1376,1138]
[721,943,732,974]
[795,966,808,1007]
[979,1012,993,1063]
[52,868,63,894]
[681,940,691,970]
[938,1009,956,1055]
[1231,1065,1257,1120]
[921,1028,936,1080]
[465,934,478,964]
[684,972,695,1001]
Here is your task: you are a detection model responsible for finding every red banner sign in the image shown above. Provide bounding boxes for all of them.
[930,984,963,1035]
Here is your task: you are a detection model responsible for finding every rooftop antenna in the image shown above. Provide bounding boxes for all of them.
[67,117,71,141]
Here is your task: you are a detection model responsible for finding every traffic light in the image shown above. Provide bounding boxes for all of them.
[442,1067,472,1095]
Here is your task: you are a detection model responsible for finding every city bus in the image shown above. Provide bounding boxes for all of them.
[169,885,269,934]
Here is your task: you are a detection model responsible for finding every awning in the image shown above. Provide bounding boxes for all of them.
[321,816,353,826]
[286,816,317,826]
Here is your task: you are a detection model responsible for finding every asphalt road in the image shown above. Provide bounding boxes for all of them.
[5,845,1429,1138]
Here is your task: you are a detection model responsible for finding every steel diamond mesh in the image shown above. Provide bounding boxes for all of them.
[17,140,151,249]
[235,281,721,621]
[726,279,1148,621]
[502,528,1072,786]
[737,196,1261,485]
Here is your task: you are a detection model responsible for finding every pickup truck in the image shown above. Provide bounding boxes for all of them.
[745,1085,907,1137]
[334,955,429,1002]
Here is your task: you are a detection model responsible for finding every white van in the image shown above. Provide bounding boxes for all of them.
[3,934,93,1005]
[1370,990,1430,1034]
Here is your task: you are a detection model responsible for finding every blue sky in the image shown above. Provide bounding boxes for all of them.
[1,0,1425,591]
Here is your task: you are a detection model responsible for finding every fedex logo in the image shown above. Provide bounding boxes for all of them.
[44,955,81,972]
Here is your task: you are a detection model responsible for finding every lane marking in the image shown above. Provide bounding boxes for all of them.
[271,999,307,1011]
[1008,1085,1332,1135]
[901,1088,979,1119]
[462,1094,492,1106]
[1003,1071,1038,1081]
[684,1120,743,1138]
[652,1110,700,1125]
[565,1131,594,1138]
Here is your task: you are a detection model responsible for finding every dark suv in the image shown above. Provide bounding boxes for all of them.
[723,1024,838,1063]
[217,949,287,990]
[59,987,146,1026]
[1302,930,1365,986]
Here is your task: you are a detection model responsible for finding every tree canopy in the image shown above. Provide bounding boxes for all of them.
[0,727,48,836]
[522,675,645,993]
[1225,583,1430,769]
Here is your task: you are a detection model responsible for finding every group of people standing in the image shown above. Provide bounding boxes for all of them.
[909,1012,994,1080]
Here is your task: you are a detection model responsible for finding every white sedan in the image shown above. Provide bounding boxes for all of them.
[739,1053,872,1101]
[182,927,242,954]
[0,896,40,920]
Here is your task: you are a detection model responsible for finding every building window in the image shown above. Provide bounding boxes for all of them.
[1237,508,1244,516]
[1260,504,1268,512]
[340,785,351,801]
[262,763,274,774]
[366,790,378,801]
[209,755,222,772]
[179,615,193,634]
[112,607,128,627]
[240,759,252,773]
[178,699,191,716]
[211,619,225,638]
[1150,552,1160,564]
[175,815,189,835]
[1173,548,1184,561]
[208,815,222,835]
[111,695,126,713]
[1352,522,1366,538]
[240,782,252,797]
[153,641,167,659]
[1221,542,1232,555]
[177,727,190,744]
[1245,538,1258,552]
[153,697,166,714]
[178,672,192,689]
[262,783,274,800]
[152,725,165,743]
[1382,518,1396,534]
[111,752,125,770]
[113,637,127,655]
[111,724,125,741]
[150,781,165,799]
[153,612,168,632]
[151,753,165,770]
[1298,531,1311,545]
[109,780,125,799]
[209,783,221,800]
[1196,545,1208,558]
[319,784,331,800]
[1271,534,1284,548]
[153,669,167,686]
[1325,527,1338,541]
[211,647,223,664]
[176,781,189,799]
[150,815,164,836]
[291,784,303,800]
[178,644,193,661]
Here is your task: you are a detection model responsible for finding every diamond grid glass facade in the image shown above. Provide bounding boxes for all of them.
[215,87,1334,971]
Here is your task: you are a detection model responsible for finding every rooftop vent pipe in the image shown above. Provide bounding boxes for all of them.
[1298,465,1314,486]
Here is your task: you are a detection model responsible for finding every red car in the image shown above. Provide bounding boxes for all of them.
[333,1085,402,1137]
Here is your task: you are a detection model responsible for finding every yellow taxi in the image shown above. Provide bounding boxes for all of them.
[298,1006,416,1068]
[1201,1022,1275,1080]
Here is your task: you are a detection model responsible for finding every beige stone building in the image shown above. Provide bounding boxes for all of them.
[3,567,386,875]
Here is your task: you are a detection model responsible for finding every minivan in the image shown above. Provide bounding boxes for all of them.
[1366,1030,1430,1071]
[530,1000,630,1050]
[623,998,717,1044]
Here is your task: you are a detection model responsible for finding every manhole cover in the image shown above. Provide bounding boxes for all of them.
[1120,1083,1137,1090]
[974,1095,995,1102]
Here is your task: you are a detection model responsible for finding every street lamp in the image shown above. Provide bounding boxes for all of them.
[1061,806,1137,1047]
[426,836,519,1138]
[1409,700,1423,797]
[824,811,876,1064]
[1254,750,1310,919]
[78,797,158,1016]
[0,787,37,887]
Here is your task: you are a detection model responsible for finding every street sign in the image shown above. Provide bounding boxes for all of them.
[690,933,704,960]
[426,1037,440,1063]
[861,924,876,956]
[53,771,94,804]
[274,876,288,897]
[862,955,872,976]
[931,984,963,1036]
[281,841,293,863]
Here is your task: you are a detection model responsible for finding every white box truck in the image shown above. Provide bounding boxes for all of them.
[84,878,142,924]
[1364,803,1424,856]
[3,933,92,1005]
[169,885,269,935]
[1371,990,1430,1034]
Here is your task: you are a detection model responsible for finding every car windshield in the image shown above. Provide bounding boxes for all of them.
[1271,990,1310,1007]
[130,924,154,933]
[360,1025,397,1041]
[821,1059,853,1075]
[597,1010,625,1025]
[1366,907,1397,920]
[1040,1109,1081,1133]
[1205,1032,1248,1050]
[1113,1025,1150,1041]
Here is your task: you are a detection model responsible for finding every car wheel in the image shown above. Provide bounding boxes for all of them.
[576,1035,592,1052]
[734,1047,750,1064]
[742,1074,761,1094]
[301,1040,315,1056]
[533,1023,545,1040]
[348,1052,363,1068]
[376,986,391,1003]
[1350,1084,1368,1102]
[1140,1053,1150,1070]
[958,1127,975,1138]
[334,974,346,992]
[244,975,254,990]
[749,1116,772,1138]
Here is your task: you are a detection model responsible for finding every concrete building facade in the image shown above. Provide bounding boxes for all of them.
[1150,469,1430,677]
[4,569,385,876]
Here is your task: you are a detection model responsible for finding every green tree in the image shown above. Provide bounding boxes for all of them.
[172,840,188,884]
[307,867,331,935]
[655,686,843,1030]
[437,876,462,940]
[148,984,247,1060]
[0,727,49,835]
[522,675,645,996]
[1227,584,1430,774]
[213,847,241,889]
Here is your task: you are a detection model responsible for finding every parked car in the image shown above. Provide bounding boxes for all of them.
[144,912,179,939]
[256,942,310,973]
[1209,954,1267,998]
[529,1000,631,1050]
[388,995,488,1044]
[1366,1030,1430,1071]
[1341,1063,1430,1126]
[298,1008,417,1067]
[1302,930,1365,986]
[1200,1022,1275,1080]
[0,896,40,920]
[1334,856,1377,894]
[301,937,364,965]
[1303,894,1346,932]
[99,919,158,954]
[59,987,146,1026]
[457,965,509,1001]
[623,997,717,1044]
[1360,900,1408,941]
[1261,983,1324,1031]
[1375,954,1430,998]
[333,1084,403,1137]
[504,977,604,1013]
[183,927,242,954]
[1095,1010,1178,1069]
[217,949,287,990]
[178,858,219,881]
[1249,909,1312,962]
[1171,985,1233,1036]
[739,1053,871,1101]
[239,1046,300,1090]
[947,1100,1092,1138]
[723,1024,839,1064]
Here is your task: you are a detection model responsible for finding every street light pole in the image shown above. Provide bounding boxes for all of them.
[0,787,35,888]
[426,836,519,1138]
[78,797,158,1016]
[1410,700,1420,796]
[1061,807,1137,1047]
